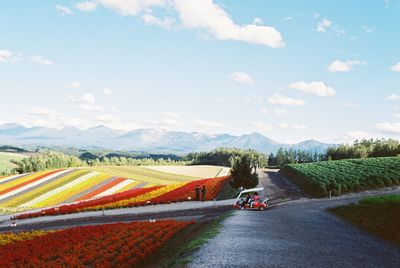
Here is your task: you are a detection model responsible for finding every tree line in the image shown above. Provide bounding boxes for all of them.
[267,148,326,167]
[327,139,400,160]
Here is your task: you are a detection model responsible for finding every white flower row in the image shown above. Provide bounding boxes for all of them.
[94,179,134,198]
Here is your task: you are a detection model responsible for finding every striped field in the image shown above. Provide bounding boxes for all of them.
[0,165,229,214]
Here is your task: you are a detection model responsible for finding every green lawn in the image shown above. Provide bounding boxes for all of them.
[0,152,26,174]
[330,194,400,245]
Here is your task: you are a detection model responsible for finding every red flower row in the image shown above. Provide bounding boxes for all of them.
[16,186,161,219]
[0,220,193,267]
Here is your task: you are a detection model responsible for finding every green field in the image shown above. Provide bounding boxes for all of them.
[0,152,27,174]
[280,157,400,197]
[331,194,400,245]
[85,165,224,185]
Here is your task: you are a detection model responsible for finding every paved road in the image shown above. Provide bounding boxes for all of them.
[191,170,400,268]
[0,199,235,231]
[191,196,400,268]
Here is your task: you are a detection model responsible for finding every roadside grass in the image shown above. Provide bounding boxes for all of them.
[216,180,240,200]
[142,211,233,268]
[330,194,400,246]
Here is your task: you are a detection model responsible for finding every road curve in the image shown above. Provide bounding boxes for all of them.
[190,170,400,268]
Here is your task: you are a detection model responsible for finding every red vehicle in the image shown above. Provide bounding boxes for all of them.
[233,187,269,211]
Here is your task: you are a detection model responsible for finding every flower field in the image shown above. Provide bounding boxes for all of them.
[0,220,193,267]
[16,175,231,219]
[0,168,154,213]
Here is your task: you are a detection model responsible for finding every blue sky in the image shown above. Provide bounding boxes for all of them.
[0,0,399,143]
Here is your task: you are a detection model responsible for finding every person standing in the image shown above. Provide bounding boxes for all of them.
[194,185,201,201]
[201,185,207,202]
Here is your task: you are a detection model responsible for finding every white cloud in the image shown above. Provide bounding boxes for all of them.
[385,94,400,101]
[249,121,273,133]
[76,1,97,12]
[289,81,336,97]
[96,0,284,47]
[376,122,400,135]
[104,88,113,95]
[67,93,104,112]
[56,5,73,15]
[174,0,285,48]
[390,62,400,72]
[328,60,365,73]
[66,81,81,89]
[343,130,375,142]
[394,113,400,118]
[361,26,375,34]
[282,16,293,21]
[316,18,332,32]
[268,94,305,106]
[278,123,306,130]
[230,72,255,86]
[0,49,22,63]
[97,0,166,16]
[30,56,54,66]
[81,93,96,105]
[141,12,174,29]
[253,17,263,25]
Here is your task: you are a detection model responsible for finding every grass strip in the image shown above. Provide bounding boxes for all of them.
[330,194,400,246]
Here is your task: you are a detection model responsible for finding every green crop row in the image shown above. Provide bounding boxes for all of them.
[279,157,400,197]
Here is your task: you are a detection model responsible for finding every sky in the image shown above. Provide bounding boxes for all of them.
[0,0,400,144]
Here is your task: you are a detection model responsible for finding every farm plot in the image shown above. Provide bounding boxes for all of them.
[0,220,193,267]
[280,157,400,197]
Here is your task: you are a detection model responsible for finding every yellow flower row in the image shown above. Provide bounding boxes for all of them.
[34,173,111,208]
[0,230,51,246]
[0,170,50,192]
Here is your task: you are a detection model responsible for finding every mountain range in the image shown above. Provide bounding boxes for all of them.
[0,123,334,154]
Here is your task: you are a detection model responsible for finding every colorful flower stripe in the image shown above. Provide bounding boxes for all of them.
[0,173,28,185]
[0,169,67,201]
[15,176,231,219]
[16,186,162,219]
[150,176,230,204]
[93,179,134,198]
[0,169,85,207]
[33,173,112,208]
[76,177,127,201]
[20,171,100,208]
[0,170,50,191]
[115,181,142,193]
[97,182,187,210]
[0,220,193,267]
